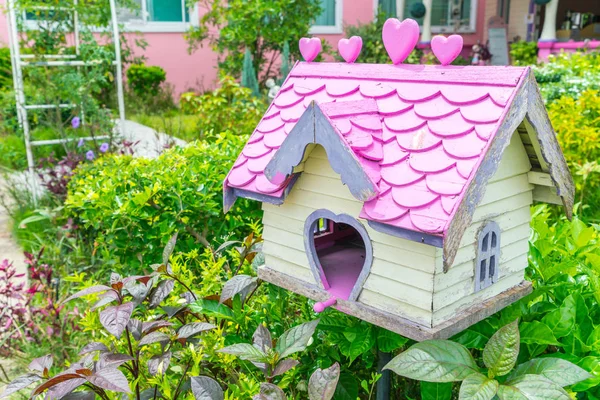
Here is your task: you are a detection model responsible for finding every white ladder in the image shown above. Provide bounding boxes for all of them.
[6,0,126,201]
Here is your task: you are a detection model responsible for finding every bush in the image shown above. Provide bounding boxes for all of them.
[548,89,600,219]
[535,51,600,103]
[64,134,262,272]
[510,40,538,66]
[0,47,11,91]
[126,64,166,97]
[180,75,266,141]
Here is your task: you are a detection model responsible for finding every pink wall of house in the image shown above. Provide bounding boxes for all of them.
[1,0,494,96]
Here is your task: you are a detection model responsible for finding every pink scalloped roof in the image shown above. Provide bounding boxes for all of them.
[225,62,529,237]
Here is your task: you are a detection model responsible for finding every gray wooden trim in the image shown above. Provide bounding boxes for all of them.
[258,266,532,341]
[443,71,574,271]
[223,174,300,213]
[303,209,373,301]
[522,71,575,220]
[443,73,530,272]
[368,221,443,247]
[264,102,378,202]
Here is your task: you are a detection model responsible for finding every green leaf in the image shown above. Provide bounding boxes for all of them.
[458,373,499,400]
[376,328,408,352]
[508,358,592,387]
[541,295,576,338]
[276,319,319,358]
[332,373,358,400]
[189,299,235,321]
[308,363,340,400]
[519,321,561,346]
[338,325,376,364]
[571,356,600,392]
[218,343,268,363]
[483,320,520,377]
[497,375,571,399]
[420,382,452,400]
[383,340,479,382]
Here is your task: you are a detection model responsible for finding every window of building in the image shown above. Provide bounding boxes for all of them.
[24,0,197,32]
[475,221,501,292]
[118,0,197,32]
[310,0,343,35]
[402,0,477,33]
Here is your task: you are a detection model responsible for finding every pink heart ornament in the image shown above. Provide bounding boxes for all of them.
[338,36,363,63]
[382,18,420,65]
[431,34,464,66]
[299,37,322,62]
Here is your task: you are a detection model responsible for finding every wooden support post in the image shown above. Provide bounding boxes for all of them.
[377,351,392,400]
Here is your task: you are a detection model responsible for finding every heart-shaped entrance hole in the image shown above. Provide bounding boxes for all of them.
[313,218,367,300]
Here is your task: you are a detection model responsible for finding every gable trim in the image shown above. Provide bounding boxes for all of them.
[223,173,300,213]
[264,102,379,202]
[443,69,574,271]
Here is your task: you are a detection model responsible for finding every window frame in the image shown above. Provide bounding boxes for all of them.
[120,0,199,33]
[396,0,478,34]
[309,0,343,35]
[475,221,501,292]
[22,0,199,33]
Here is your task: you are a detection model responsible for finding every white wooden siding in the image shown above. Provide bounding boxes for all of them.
[262,130,534,329]
[262,145,436,326]
[431,132,533,324]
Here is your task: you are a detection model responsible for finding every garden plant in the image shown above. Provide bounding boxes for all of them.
[2,4,600,399]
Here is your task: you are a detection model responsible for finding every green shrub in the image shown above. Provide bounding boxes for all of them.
[0,47,12,91]
[126,63,166,97]
[180,75,266,141]
[510,40,538,66]
[536,51,600,103]
[65,133,262,272]
[548,89,600,219]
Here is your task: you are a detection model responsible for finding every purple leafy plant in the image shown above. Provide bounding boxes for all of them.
[0,234,224,400]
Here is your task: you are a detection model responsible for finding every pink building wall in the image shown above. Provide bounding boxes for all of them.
[1,0,493,96]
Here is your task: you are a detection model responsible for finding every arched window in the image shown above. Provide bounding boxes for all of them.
[475,221,501,292]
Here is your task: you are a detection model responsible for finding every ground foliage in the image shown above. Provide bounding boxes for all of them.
[64,133,262,273]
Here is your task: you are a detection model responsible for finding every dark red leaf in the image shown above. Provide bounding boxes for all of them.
[32,374,83,396]
[127,319,143,340]
[88,368,131,393]
[149,279,175,308]
[28,355,53,376]
[96,353,134,369]
[139,331,170,347]
[90,291,119,311]
[62,285,112,304]
[0,373,41,398]
[99,302,135,339]
[141,320,173,334]
[78,342,109,355]
[147,352,172,376]
[75,369,93,377]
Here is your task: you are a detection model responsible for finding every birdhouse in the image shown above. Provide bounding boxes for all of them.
[222,21,574,341]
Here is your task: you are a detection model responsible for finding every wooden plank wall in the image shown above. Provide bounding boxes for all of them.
[262,145,437,327]
[432,132,533,325]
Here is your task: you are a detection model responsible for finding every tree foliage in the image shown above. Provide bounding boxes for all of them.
[186,0,323,82]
